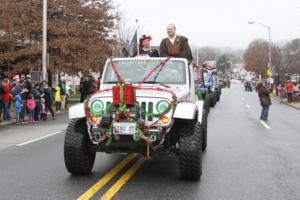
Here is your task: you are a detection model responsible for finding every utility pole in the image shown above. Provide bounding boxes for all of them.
[42,0,48,81]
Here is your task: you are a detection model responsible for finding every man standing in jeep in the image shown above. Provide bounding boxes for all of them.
[159,24,193,64]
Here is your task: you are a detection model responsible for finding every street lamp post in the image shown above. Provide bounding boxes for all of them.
[248,21,272,74]
[42,0,48,81]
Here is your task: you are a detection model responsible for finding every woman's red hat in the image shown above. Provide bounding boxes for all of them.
[139,35,152,48]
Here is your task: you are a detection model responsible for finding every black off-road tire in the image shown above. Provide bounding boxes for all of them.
[216,93,220,102]
[209,93,215,107]
[202,109,208,151]
[64,119,96,175]
[217,89,221,102]
[179,121,203,180]
[214,93,218,105]
[204,96,210,113]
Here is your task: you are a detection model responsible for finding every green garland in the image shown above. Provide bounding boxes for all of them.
[134,102,175,118]
[88,83,176,145]
[195,91,203,100]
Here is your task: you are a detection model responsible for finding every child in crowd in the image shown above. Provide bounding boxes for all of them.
[55,86,61,112]
[26,94,36,124]
[277,84,284,103]
[40,98,47,121]
[15,94,22,124]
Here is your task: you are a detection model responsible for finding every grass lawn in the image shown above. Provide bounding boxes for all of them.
[69,92,80,99]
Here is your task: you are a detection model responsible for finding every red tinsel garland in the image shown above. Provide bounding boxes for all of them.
[85,57,177,142]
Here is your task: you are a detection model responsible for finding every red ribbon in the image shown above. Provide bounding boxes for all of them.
[138,57,172,86]
[109,57,125,83]
[87,57,177,130]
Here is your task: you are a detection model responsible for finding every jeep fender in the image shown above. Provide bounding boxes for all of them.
[174,102,197,120]
[196,100,204,123]
[69,103,86,119]
[173,102,204,123]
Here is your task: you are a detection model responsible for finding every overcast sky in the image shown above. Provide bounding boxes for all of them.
[113,0,300,49]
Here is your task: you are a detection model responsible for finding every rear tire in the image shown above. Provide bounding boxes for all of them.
[204,95,210,113]
[64,119,96,175]
[209,93,215,107]
[179,121,203,180]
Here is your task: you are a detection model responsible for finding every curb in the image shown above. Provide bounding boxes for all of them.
[0,110,69,127]
[271,96,300,111]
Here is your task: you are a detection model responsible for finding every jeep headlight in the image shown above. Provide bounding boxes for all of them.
[90,100,104,116]
[156,100,169,114]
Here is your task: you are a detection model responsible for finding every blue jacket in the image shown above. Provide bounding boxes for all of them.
[15,95,22,113]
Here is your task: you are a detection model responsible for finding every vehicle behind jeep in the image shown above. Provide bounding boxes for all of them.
[194,66,212,112]
[64,57,207,180]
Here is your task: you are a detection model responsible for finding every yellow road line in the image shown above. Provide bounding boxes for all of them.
[100,158,145,200]
[77,154,134,200]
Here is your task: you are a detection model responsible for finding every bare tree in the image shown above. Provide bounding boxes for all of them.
[281,39,300,75]
[193,47,219,65]
[113,11,136,57]
[243,39,281,78]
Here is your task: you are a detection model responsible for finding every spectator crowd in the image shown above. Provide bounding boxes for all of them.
[0,74,69,124]
[277,80,300,103]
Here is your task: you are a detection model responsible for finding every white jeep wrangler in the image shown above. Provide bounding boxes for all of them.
[64,57,207,180]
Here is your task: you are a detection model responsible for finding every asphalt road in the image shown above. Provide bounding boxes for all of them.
[0,81,300,200]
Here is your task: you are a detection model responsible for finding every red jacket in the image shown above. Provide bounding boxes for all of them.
[286,82,294,94]
[1,84,10,103]
[26,99,36,110]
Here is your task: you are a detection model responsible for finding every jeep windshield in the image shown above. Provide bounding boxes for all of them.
[103,59,186,85]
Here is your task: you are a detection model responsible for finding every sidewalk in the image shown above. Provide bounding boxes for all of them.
[271,94,300,110]
[0,109,69,127]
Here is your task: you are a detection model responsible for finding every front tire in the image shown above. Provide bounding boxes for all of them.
[64,119,96,175]
[179,121,203,180]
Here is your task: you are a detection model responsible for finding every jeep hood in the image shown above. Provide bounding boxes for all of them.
[90,88,189,100]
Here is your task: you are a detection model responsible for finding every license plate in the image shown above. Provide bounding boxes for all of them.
[113,123,136,135]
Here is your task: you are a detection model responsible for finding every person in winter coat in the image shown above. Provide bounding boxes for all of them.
[257,82,272,121]
[15,94,22,124]
[0,83,3,122]
[31,83,41,121]
[80,75,97,103]
[277,84,284,102]
[159,24,193,64]
[26,94,36,124]
[134,35,160,57]
[40,98,47,121]
[55,86,61,112]
[58,78,67,110]
[1,78,11,120]
[41,81,55,120]
[286,80,294,103]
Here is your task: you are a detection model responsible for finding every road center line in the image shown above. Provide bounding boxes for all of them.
[16,131,63,146]
[100,158,145,200]
[260,120,271,130]
[77,155,134,200]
